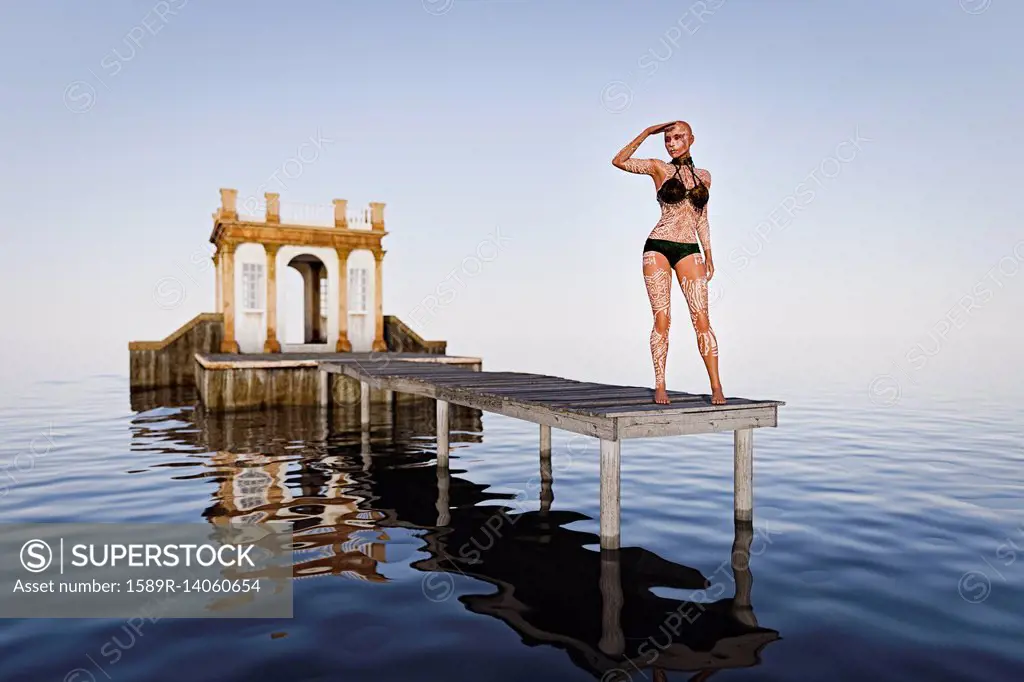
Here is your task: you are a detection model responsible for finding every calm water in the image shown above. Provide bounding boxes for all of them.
[0,374,1022,681]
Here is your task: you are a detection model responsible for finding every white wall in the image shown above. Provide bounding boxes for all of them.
[233,242,267,353]
[281,266,305,345]
[229,243,377,353]
[276,245,339,351]
[347,249,376,352]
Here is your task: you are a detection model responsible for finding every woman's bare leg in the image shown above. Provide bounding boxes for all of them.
[675,253,725,405]
[642,250,673,404]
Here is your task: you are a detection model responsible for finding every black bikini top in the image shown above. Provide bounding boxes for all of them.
[657,154,709,210]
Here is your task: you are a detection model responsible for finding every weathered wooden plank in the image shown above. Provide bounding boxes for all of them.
[431,389,615,439]
[434,372,539,380]
[582,398,782,416]
[385,378,575,394]
[528,393,663,403]
[367,370,506,380]
[496,382,631,392]
[531,389,683,404]
[455,375,582,384]
[356,366,495,376]
[427,378,562,388]
[484,388,609,400]
[339,370,441,398]
[426,372,533,380]
[496,392,654,405]
[546,388,697,400]
[544,394,705,408]
[456,380,578,390]
[350,366,463,376]
[459,386,592,397]
[484,384,622,397]
[616,406,777,438]
[344,368,554,384]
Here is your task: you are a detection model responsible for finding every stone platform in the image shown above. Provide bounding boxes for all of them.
[194,352,482,411]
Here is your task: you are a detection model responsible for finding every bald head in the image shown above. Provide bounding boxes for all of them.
[664,121,694,159]
[668,121,691,135]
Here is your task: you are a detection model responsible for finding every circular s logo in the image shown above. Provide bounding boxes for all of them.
[958,570,991,604]
[600,81,633,114]
[63,81,97,114]
[421,571,455,602]
[20,539,53,572]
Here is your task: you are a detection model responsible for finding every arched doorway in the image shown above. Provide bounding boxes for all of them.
[284,254,329,345]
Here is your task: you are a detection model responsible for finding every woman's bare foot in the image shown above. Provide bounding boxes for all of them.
[654,385,670,404]
[710,383,726,405]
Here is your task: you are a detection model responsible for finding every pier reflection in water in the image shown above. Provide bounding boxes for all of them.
[128,390,779,679]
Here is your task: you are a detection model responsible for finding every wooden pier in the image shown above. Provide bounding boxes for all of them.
[319,359,784,549]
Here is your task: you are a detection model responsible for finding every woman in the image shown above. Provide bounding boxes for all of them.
[612,121,725,405]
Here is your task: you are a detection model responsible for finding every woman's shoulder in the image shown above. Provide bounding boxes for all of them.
[695,167,712,185]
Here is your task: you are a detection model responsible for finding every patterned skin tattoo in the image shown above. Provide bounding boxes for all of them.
[628,158,717,388]
[678,255,718,358]
[620,158,712,250]
[642,251,673,386]
[642,251,719,388]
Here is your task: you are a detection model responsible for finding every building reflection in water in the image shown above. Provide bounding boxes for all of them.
[129,389,779,679]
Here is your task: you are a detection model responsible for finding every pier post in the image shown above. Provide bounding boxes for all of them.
[734,428,753,522]
[318,368,329,407]
[731,519,757,627]
[599,438,621,550]
[436,399,450,467]
[390,392,398,444]
[598,548,625,656]
[436,465,451,526]
[360,381,370,428]
[539,424,553,514]
[361,429,372,472]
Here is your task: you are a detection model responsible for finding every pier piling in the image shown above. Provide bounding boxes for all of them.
[600,438,622,550]
[734,428,753,522]
[436,399,450,467]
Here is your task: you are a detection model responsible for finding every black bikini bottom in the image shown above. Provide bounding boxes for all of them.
[643,238,700,268]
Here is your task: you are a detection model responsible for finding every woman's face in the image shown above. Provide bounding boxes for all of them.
[664,123,693,158]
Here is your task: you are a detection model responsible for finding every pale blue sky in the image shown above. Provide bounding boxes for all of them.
[1,0,1021,401]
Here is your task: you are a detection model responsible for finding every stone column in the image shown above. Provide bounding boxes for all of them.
[335,247,352,352]
[265,192,280,224]
[219,242,240,353]
[213,252,222,313]
[219,188,238,221]
[263,244,281,353]
[333,199,348,228]
[372,249,387,352]
[369,202,386,231]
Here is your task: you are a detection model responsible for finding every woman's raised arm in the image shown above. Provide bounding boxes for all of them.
[612,122,675,175]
